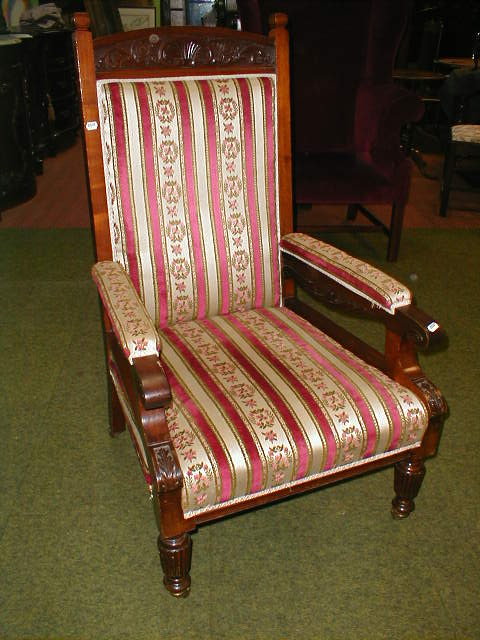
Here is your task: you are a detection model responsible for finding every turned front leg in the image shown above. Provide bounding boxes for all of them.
[391,457,426,519]
[158,533,192,597]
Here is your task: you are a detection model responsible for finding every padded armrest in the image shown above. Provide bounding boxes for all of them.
[92,261,160,364]
[280,233,411,314]
[355,83,424,153]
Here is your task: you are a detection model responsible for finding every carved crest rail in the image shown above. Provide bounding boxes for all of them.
[94,32,276,71]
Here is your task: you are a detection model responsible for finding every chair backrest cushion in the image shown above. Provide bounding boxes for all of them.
[97,75,281,328]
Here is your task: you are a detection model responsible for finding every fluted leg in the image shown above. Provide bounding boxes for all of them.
[391,457,426,519]
[158,533,192,597]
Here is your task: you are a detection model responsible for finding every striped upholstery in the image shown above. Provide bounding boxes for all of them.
[93,261,160,363]
[96,72,429,519]
[160,307,425,516]
[281,233,412,313]
[97,76,280,328]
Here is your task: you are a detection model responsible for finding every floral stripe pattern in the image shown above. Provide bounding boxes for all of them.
[94,73,428,521]
[280,233,412,313]
[97,75,280,328]
[160,307,427,516]
[92,260,160,363]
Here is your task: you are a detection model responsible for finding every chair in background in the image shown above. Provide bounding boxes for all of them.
[393,2,446,179]
[237,0,424,261]
[439,124,480,215]
[74,11,447,597]
[438,67,480,216]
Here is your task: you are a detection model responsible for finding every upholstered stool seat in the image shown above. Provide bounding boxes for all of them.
[451,124,480,143]
[440,124,480,216]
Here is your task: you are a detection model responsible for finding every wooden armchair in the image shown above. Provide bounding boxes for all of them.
[73,12,447,597]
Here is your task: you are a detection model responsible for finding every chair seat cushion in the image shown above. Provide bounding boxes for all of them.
[160,307,428,517]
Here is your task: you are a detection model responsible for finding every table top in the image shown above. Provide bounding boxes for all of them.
[393,68,446,81]
[436,57,476,69]
[0,35,21,46]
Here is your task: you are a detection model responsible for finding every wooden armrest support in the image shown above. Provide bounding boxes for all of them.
[282,253,447,353]
[281,233,412,314]
[133,354,172,410]
[283,252,394,318]
[283,254,448,427]
[394,306,447,351]
[108,333,182,507]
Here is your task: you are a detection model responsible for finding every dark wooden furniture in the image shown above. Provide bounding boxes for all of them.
[41,28,79,152]
[83,0,123,37]
[15,27,80,159]
[237,0,424,262]
[0,36,36,213]
[393,66,446,180]
[0,28,79,215]
[74,11,447,598]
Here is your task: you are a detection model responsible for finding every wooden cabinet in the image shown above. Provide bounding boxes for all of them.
[0,29,79,214]
[40,28,79,153]
[0,36,36,212]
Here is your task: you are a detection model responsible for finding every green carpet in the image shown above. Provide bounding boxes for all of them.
[0,228,478,640]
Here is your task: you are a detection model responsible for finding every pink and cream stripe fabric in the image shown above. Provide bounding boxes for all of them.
[92,260,160,363]
[281,233,412,313]
[94,71,429,520]
[97,75,280,328]
[160,307,427,516]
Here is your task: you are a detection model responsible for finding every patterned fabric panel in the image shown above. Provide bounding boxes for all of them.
[97,75,280,328]
[93,260,160,363]
[281,233,412,313]
[161,307,427,516]
[451,124,480,143]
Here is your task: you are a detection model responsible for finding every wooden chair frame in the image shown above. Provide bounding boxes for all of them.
[440,136,480,216]
[73,12,447,597]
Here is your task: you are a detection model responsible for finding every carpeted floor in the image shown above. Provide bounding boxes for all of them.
[0,228,478,640]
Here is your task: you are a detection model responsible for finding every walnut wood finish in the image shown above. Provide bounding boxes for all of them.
[282,255,446,342]
[391,456,426,519]
[107,374,126,437]
[73,12,448,597]
[0,39,36,214]
[158,533,192,598]
[93,27,276,71]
